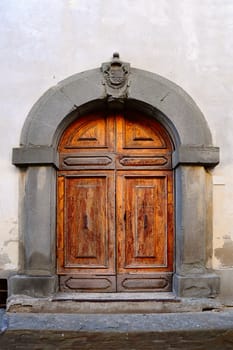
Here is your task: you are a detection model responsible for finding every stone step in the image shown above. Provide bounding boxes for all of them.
[1,310,233,349]
[7,293,224,314]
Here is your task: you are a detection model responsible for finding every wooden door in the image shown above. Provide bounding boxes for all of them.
[57,111,174,292]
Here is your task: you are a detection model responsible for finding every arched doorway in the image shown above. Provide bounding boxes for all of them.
[57,110,174,292]
[10,56,220,298]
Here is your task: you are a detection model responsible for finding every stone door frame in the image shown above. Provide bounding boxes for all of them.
[11,65,220,298]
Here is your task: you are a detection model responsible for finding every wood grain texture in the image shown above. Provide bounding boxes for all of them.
[117,273,172,292]
[116,171,174,273]
[57,111,174,292]
[58,112,115,152]
[116,111,173,155]
[57,171,115,275]
[60,275,116,292]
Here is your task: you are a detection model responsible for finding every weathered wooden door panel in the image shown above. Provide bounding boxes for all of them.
[116,154,171,170]
[57,171,115,278]
[117,273,173,292]
[116,171,173,291]
[59,275,116,293]
[58,112,115,152]
[116,171,173,272]
[57,111,174,292]
[60,152,115,170]
[116,112,172,154]
[66,176,110,268]
[117,173,168,270]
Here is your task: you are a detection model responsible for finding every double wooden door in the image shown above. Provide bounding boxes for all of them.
[57,111,174,292]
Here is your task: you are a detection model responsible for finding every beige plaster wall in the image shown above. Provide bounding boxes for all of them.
[0,0,233,297]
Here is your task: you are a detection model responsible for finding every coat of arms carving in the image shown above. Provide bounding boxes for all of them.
[101,53,130,99]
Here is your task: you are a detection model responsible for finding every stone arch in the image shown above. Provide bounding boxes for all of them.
[11,63,220,298]
[19,67,212,148]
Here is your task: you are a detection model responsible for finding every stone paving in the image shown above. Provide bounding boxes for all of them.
[1,310,233,349]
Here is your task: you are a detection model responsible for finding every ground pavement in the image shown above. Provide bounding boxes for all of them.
[1,309,233,349]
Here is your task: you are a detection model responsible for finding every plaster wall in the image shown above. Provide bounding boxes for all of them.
[0,0,233,298]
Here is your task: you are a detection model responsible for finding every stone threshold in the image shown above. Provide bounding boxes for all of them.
[52,292,178,302]
[7,293,224,314]
[2,310,233,349]
[3,311,233,333]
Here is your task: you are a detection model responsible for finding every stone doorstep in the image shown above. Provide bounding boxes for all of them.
[2,313,233,350]
[2,310,233,333]
[6,293,225,314]
[53,291,178,301]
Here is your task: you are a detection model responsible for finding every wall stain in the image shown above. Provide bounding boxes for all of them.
[3,239,18,247]
[215,238,233,267]
[0,253,11,265]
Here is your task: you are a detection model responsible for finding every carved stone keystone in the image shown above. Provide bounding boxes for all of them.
[101,53,130,100]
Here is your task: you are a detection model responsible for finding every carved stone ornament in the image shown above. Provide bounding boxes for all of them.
[101,53,130,100]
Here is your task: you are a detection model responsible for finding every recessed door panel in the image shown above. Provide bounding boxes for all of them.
[66,176,107,266]
[58,112,115,152]
[116,171,173,291]
[57,171,115,276]
[117,171,173,272]
[116,112,173,155]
